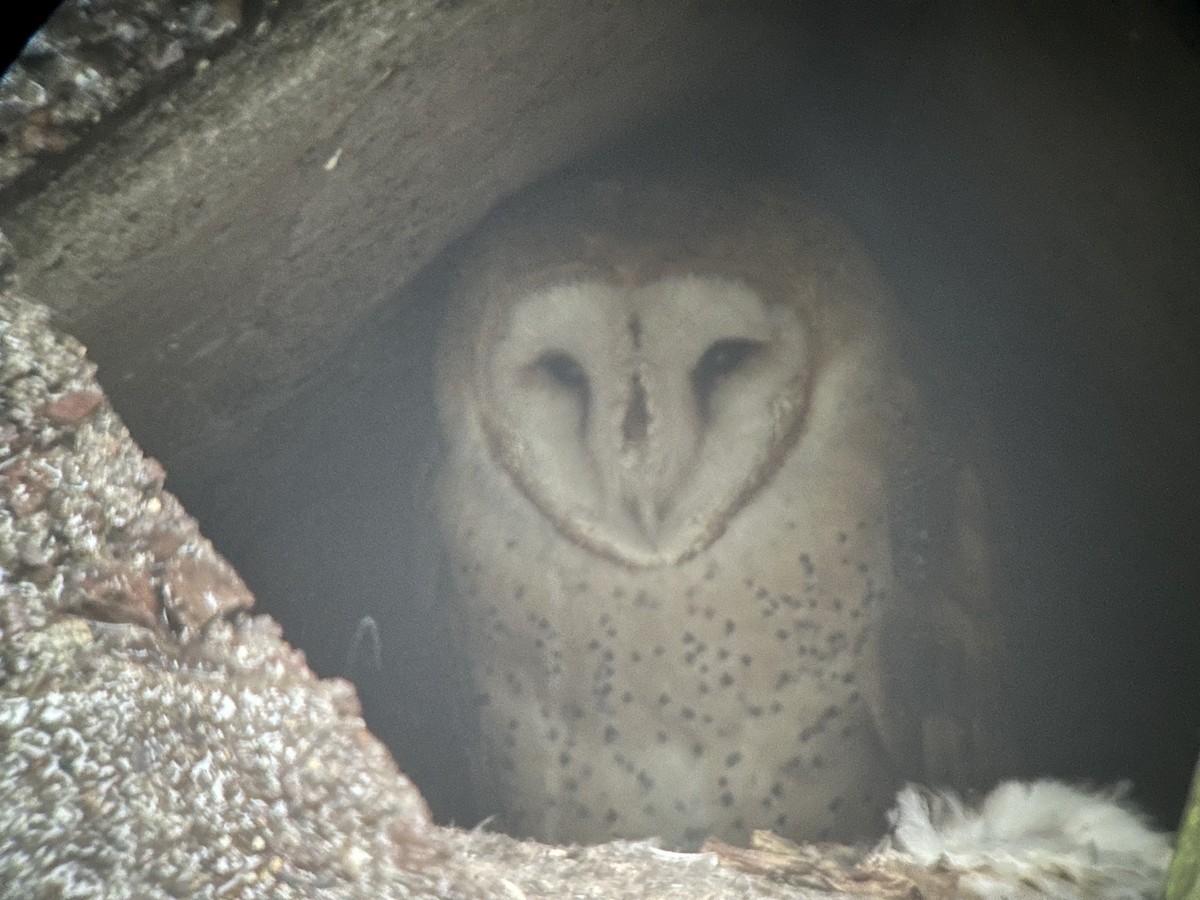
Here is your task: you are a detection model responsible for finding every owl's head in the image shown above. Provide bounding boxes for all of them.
[435,179,915,569]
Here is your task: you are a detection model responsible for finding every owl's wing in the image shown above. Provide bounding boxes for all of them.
[405,431,491,828]
[865,413,1022,792]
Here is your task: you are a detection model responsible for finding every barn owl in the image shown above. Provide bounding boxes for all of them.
[430,178,1013,848]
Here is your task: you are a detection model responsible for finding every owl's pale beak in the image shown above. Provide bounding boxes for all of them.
[618,374,664,546]
[621,373,650,447]
[622,491,668,547]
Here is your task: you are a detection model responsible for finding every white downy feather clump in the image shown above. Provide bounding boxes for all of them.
[885,779,1173,899]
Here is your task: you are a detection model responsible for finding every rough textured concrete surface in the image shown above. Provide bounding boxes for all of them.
[0,291,446,898]
[0,0,253,192]
[0,0,759,467]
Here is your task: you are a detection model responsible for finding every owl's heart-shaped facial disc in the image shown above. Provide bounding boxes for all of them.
[479,274,808,568]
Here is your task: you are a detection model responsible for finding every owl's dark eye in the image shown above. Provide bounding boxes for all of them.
[691,338,764,417]
[534,350,590,434]
[535,351,588,393]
